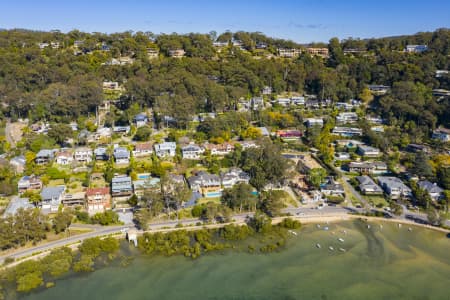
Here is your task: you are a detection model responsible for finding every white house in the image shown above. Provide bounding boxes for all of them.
[133,142,153,157]
[377,177,412,199]
[417,181,444,201]
[181,144,204,159]
[40,186,66,213]
[336,112,358,124]
[74,147,93,163]
[154,142,177,158]
[55,151,74,165]
[221,168,250,189]
[405,45,428,53]
[305,118,324,128]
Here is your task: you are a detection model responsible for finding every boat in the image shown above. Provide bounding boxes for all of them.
[316,243,321,249]
[367,225,371,229]
[338,238,345,243]
[408,227,412,232]
[317,224,321,228]
[323,226,329,231]
[398,224,402,228]
[329,246,334,251]
[380,225,383,230]
[289,230,298,236]
[342,230,347,235]
[339,248,346,252]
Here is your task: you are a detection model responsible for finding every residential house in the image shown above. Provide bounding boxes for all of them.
[248,97,264,110]
[102,81,120,90]
[321,182,345,197]
[276,130,302,141]
[356,176,383,195]
[348,161,387,175]
[371,126,385,133]
[35,149,55,165]
[336,112,358,124]
[291,96,305,105]
[10,155,26,174]
[169,49,185,58]
[204,142,235,156]
[432,127,450,142]
[181,144,204,159]
[55,150,74,165]
[305,118,324,128]
[335,152,351,160]
[406,144,430,153]
[18,175,43,194]
[306,47,329,58]
[94,147,109,161]
[4,197,34,216]
[366,116,385,124]
[335,140,365,149]
[377,177,412,199]
[147,48,159,59]
[74,147,93,163]
[277,48,302,58]
[111,176,133,204]
[133,142,153,157]
[332,127,363,137]
[417,180,444,201]
[221,168,250,189]
[133,177,161,198]
[114,147,130,164]
[133,113,149,128]
[274,98,291,106]
[62,192,86,207]
[40,186,66,213]
[335,102,354,110]
[154,142,177,158]
[86,187,111,213]
[188,171,222,197]
[368,85,390,95]
[357,145,381,157]
[113,126,130,134]
[405,45,428,53]
[239,141,259,150]
[435,70,449,78]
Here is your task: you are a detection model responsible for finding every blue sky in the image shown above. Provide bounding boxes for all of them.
[2,0,450,43]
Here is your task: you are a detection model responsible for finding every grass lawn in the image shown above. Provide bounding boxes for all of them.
[197,197,221,205]
[66,181,84,193]
[366,195,388,207]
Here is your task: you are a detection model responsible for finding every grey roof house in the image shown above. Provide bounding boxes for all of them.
[417,180,444,201]
[40,186,66,213]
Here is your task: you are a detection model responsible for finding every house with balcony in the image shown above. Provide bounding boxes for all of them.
[348,161,387,175]
[35,149,55,165]
[306,47,329,58]
[336,112,358,124]
[332,127,363,137]
[111,176,133,205]
[113,126,130,134]
[188,171,222,197]
[357,145,381,157]
[74,147,93,163]
[356,176,383,195]
[368,85,390,95]
[86,187,111,213]
[62,192,86,207]
[377,177,412,199]
[114,147,130,164]
[133,113,149,128]
[305,118,324,128]
[133,142,153,157]
[18,175,43,194]
[276,130,302,141]
[40,186,66,213]
[221,168,250,189]
[405,45,428,53]
[55,151,74,165]
[94,147,109,161]
[181,144,204,159]
[204,142,235,156]
[417,180,444,201]
[277,48,302,58]
[169,49,185,58]
[154,142,177,158]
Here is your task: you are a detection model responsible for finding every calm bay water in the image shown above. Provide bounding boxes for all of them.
[22,220,450,300]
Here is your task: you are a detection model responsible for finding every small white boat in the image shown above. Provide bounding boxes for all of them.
[329,246,334,251]
[317,224,321,228]
[398,224,402,228]
[343,230,347,235]
[339,248,346,252]
[338,238,345,243]
[380,225,383,230]
[367,225,371,229]
[323,226,329,231]
[408,227,412,232]
[316,243,321,249]
[289,230,298,236]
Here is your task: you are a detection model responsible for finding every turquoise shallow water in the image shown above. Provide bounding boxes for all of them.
[21,220,450,300]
